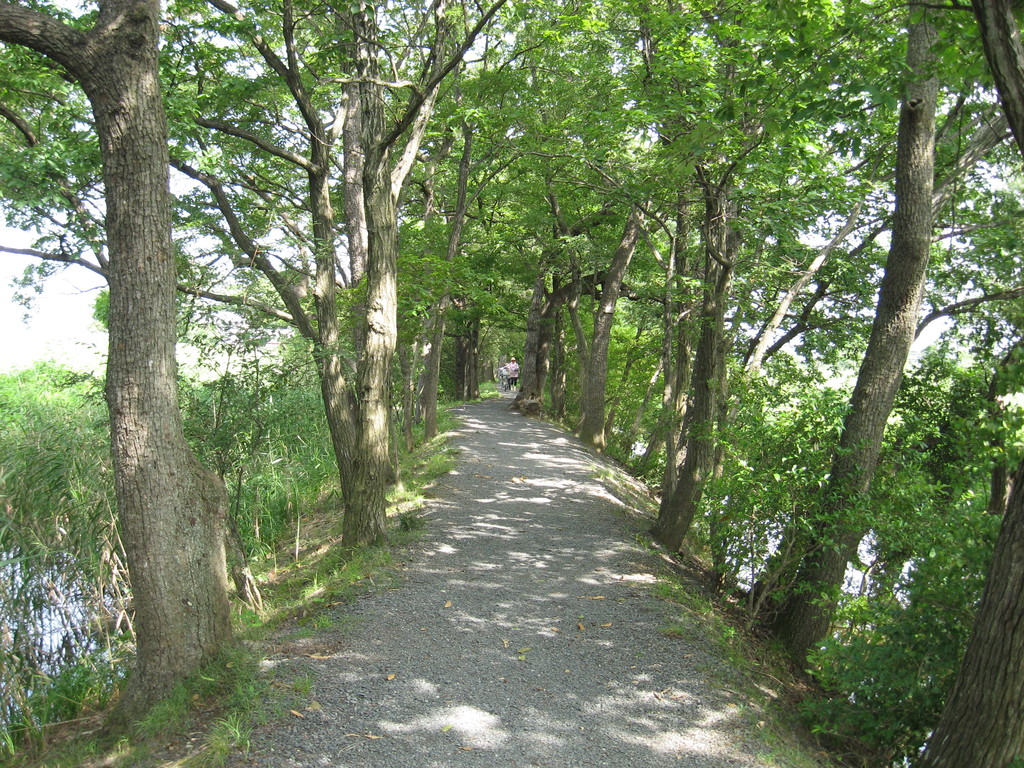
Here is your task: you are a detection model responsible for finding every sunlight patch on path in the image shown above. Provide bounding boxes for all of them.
[378,704,510,748]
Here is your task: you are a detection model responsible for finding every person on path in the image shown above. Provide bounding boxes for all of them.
[506,357,519,390]
[497,364,509,392]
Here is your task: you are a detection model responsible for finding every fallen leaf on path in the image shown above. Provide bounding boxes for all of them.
[502,639,509,648]
[577,623,585,631]
[306,701,322,711]
[289,710,305,719]
[460,747,473,751]
[444,600,453,608]
[307,654,332,660]
[441,724,454,733]
[344,733,383,739]
[577,595,606,600]
[386,673,396,681]
[600,623,613,627]
[548,627,561,633]
[518,647,532,654]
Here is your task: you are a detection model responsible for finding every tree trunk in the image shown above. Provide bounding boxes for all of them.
[399,344,416,451]
[914,10,1024,763]
[622,359,663,457]
[550,309,567,420]
[652,197,693,492]
[344,81,369,354]
[768,11,939,660]
[985,340,1022,515]
[453,315,480,400]
[455,332,471,399]
[344,82,369,288]
[577,208,643,451]
[0,0,234,721]
[344,88,397,545]
[94,6,234,711]
[654,178,734,552]
[341,6,396,546]
[972,0,1024,159]
[420,304,448,436]
[604,325,646,442]
[916,458,1024,768]
[514,269,548,406]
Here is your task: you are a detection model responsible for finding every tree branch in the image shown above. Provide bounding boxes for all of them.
[377,0,509,155]
[194,118,314,171]
[171,159,319,340]
[176,284,296,324]
[917,285,1024,337]
[0,103,38,146]
[0,2,90,76]
[0,243,107,280]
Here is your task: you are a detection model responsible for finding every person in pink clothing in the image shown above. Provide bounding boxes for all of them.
[506,358,520,390]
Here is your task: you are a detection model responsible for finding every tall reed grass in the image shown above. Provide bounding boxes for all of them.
[0,364,126,754]
[0,342,336,755]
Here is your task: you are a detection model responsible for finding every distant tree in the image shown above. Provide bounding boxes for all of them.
[0,0,232,723]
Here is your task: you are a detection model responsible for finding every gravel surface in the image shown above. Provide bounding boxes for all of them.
[237,396,790,767]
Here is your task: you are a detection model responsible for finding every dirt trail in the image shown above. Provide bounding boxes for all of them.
[236,397,806,768]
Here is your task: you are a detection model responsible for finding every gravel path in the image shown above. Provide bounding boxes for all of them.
[239,397,790,767]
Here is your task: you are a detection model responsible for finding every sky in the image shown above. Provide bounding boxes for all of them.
[1,221,950,377]
[0,225,107,374]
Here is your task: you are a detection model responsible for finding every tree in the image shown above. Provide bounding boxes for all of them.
[416,125,470,439]
[768,6,941,661]
[915,459,1024,767]
[0,0,232,722]
[914,3,1024,764]
[574,207,644,450]
[653,169,736,551]
[163,0,508,545]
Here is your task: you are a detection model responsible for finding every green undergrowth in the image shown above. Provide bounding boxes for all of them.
[7,412,463,768]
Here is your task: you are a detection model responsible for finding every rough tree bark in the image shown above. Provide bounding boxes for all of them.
[767,10,939,660]
[549,308,567,420]
[454,316,480,400]
[341,0,507,543]
[916,459,1024,768]
[972,0,1024,158]
[651,198,694,491]
[344,4,398,545]
[0,0,232,722]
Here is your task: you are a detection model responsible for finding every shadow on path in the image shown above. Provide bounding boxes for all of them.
[242,398,777,768]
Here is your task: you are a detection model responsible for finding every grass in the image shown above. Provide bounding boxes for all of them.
[2,408,463,768]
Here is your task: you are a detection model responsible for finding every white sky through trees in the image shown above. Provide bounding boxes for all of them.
[1,225,106,373]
